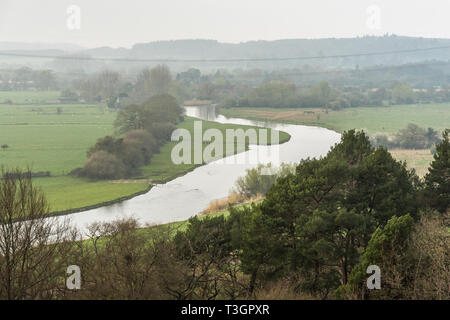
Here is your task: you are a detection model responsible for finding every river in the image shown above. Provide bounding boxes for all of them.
[54,106,341,235]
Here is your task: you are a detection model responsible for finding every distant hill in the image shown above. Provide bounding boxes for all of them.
[89,35,450,68]
[2,35,450,70]
[0,42,84,52]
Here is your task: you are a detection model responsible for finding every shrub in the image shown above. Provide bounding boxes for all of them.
[82,151,126,179]
[123,129,158,160]
[234,163,296,198]
[120,141,146,170]
[149,122,176,144]
[87,136,124,158]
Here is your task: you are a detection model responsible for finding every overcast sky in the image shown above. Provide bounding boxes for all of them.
[1,0,449,48]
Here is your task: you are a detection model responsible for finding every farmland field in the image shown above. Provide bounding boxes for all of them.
[219,104,449,135]
[0,90,61,104]
[0,104,114,174]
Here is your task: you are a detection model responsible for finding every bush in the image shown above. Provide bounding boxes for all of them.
[80,129,161,179]
[234,163,296,198]
[124,130,158,156]
[371,124,441,149]
[87,136,124,158]
[395,123,429,149]
[120,141,146,170]
[144,93,184,124]
[81,151,126,179]
[149,122,176,144]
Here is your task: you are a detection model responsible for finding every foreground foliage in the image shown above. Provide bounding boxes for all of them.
[0,129,448,300]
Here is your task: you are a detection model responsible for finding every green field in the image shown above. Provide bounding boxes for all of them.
[219,104,449,135]
[0,90,61,104]
[0,104,114,174]
[35,176,149,213]
[0,100,289,213]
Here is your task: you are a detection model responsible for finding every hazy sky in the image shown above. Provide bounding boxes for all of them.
[1,0,449,48]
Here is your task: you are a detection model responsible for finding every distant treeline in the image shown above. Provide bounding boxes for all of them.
[0,67,56,91]
[371,123,441,150]
[4,57,450,109]
[216,80,450,110]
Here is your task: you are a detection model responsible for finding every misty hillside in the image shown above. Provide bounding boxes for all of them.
[0,42,84,52]
[2,35,450,70]
[89,35,450,67]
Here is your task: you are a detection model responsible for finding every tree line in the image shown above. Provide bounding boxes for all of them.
[3,64,450,111]
[72,94,183,179]
[371,123,441,150]
[216,80,450,110]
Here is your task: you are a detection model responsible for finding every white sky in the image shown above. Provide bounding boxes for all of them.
[0,0,449,48]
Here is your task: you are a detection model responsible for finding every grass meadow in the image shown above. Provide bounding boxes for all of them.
[0,90,61,104]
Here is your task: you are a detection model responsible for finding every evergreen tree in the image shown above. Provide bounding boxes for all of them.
[424,129,449,213]
[238,130,418,297]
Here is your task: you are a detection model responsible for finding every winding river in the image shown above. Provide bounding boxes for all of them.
[54,106,341,235]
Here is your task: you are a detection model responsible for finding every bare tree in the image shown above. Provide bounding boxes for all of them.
[409,212,450,299]
[69,218,168,299]
[0,169,76,300]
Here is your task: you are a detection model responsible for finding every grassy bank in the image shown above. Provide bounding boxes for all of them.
[34,176,150,213]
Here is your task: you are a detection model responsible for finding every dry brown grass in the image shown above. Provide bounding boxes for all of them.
[389,149,434,177]
[240,108,326,123]
[253,280,315,300]
[201,192,263,215]
[183,99,213,106]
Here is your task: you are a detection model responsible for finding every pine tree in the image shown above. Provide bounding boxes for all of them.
[424,129,449,213]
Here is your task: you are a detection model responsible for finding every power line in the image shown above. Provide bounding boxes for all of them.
[1,45,450,63]
[274,61,450,77]
[2,60,448,82]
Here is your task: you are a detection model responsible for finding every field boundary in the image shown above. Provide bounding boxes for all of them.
[47,183,153,217]
[45,164,203,218]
